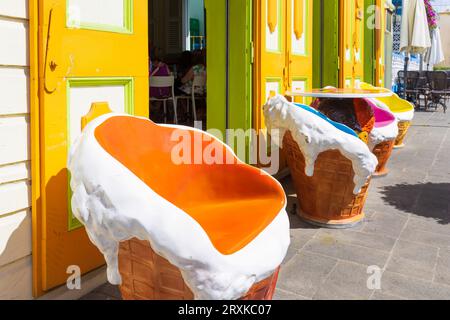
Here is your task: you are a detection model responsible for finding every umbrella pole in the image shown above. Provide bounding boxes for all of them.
[420,54,423,72]
[403,54,409,99]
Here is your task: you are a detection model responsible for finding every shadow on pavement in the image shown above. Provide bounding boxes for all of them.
[380,183,450,225]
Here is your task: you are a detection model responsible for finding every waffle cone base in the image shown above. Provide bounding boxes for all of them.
[372,140,395,177]
[118,238,280,300]
[282,131,370,228]
[395,121,411,147]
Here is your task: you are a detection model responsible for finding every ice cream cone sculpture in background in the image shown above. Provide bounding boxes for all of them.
[68,103,290,300]
[264,95,378,228]
[394,121,412,148]
[366,99,399,177]
[359,82,415,149]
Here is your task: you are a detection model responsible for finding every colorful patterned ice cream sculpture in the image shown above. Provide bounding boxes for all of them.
[68,111,290,300]
[264,95,378,228]
[359,82,415,148]
[264,95,377,196]
[366,99,399,176]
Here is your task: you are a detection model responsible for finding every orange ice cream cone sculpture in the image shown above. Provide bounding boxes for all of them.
[394,120,412,149]
[372,140,395,176]
[264,95,378,229]
[119,239,280,300]
[363,99,399,177]
[68,103,290,300]
[283,132,371,228]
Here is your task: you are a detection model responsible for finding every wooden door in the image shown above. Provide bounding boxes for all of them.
[34,0,148,295]
[254,0,287,133]
[339,0,353,88]
[253,0,287,171]
[253,0,314,171]
[286,0,313,104]
[254,0,314,126]
[339,0,365,88]
[375,0,386,87]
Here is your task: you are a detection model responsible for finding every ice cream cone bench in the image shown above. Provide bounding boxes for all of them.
[266,89,392,228]
[296,88,399,176]
[367,99,399,176]
[359,82,415,149]
[68,103,290,300]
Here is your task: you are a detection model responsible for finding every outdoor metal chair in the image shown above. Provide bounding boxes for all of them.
[398,71,421,105]
[428,71,448,113]
[446,71,450,106]
[414,71,430,110]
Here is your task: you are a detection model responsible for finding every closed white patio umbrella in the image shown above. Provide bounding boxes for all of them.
[400,0,431,54]
[399,0,432,99]
[425,27,445,69]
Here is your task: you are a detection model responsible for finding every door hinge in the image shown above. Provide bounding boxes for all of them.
[337,57,340,70]
[250,41,255,64]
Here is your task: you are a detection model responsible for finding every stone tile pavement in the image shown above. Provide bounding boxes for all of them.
[81,109,450,300]
[276,110,450,300]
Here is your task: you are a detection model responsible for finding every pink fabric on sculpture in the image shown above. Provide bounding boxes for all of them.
[363,98,396,128]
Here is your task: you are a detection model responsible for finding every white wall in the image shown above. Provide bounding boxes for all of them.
[0,0,33,300]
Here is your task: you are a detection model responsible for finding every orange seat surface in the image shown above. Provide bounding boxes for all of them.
[95,116,286,255]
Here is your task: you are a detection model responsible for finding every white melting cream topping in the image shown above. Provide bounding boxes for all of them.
[369,120,399,150]
[68,114,290,300]
[264,95,378,194]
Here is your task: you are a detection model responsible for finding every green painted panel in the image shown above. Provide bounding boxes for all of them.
[205,0,252,152]
[312,0,322,88]
[314,0,339,88]
[228,0,252,134]
[205,0,226,136]
[364,0,375,85]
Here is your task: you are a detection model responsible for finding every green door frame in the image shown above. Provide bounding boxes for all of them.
[364,0,376,85]
[384,2,394,89]
[313,0,339,88]
[205,0,253,146]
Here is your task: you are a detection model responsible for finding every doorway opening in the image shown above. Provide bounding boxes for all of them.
[149,0,207,129]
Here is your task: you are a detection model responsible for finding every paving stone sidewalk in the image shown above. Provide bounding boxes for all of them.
[81,109,450,300]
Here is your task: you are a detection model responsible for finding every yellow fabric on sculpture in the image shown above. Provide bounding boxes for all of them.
[359,82,414,114]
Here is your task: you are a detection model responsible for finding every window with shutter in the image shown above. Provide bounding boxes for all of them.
[166,0,183,54]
